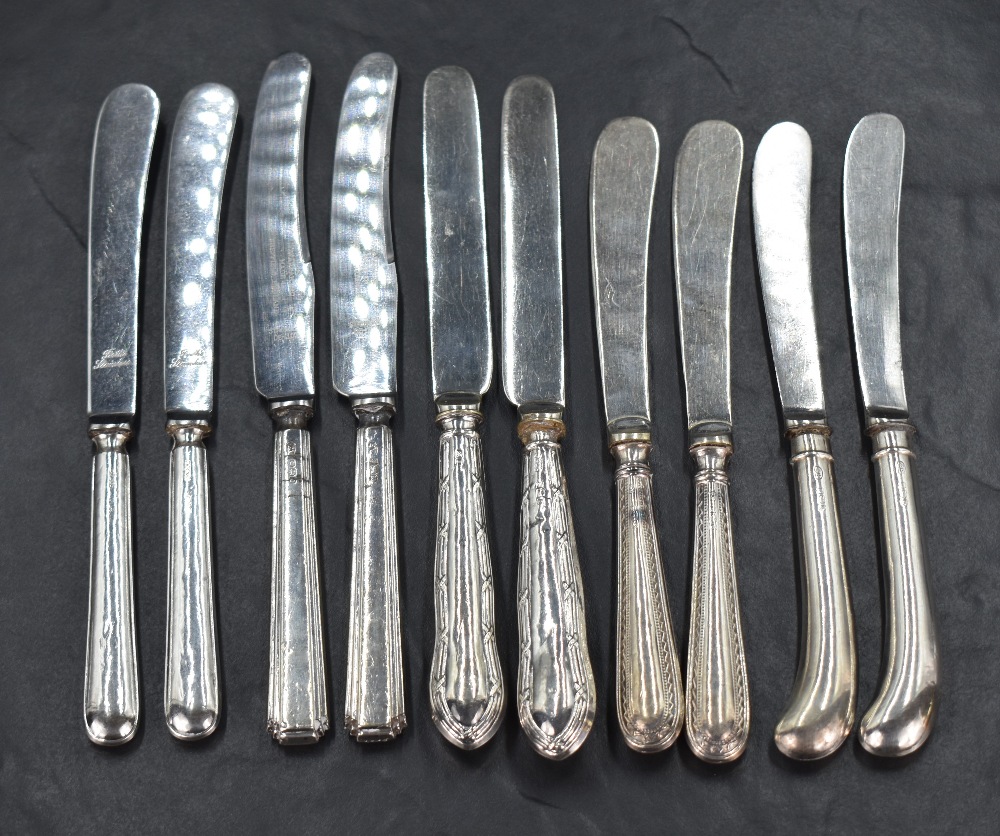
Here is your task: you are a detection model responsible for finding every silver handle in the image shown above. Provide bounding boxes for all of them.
[164,421,220,741]
[685,439,750,763]
[775,425,856,760]
[859,421,938,757]
[429,408,504,749]
[267,402,328,744]
[612,437,683,752]
[515,415,595,760]
[346,401,406,741]
[84,423,139,746]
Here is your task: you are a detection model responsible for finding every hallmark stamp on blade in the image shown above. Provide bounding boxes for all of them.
[168,347,208,369]
[93,347,130,370]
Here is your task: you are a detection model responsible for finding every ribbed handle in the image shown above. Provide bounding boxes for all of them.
[346,402,406,741]
[612,438,683,752]
[84,423,139,746]
[429,408,504,749]
[859,421,938,757]
[165,421,220,741]
[685,440,749,763]
[515,416,595,760]
[775,425,856,760]
[267,405,328,744]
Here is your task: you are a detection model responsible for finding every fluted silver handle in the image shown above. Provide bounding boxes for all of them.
[346,400,406,742]
[515,415,595,760]
[775,424,856,760]
[859,420,937,757]
[267,402,327,744]
[429,407,504,749]
[612,436,683,752]
[84,423,140,746]
[164,421,220,741]
[685,439,749,763]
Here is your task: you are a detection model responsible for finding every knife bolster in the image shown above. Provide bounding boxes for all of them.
[517,411,565,446]
[269,398,313,428]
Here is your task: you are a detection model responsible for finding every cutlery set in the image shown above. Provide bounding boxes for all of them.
[83,51,938,763]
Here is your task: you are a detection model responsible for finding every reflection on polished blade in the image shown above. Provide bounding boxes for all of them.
[245,53,315,401]
[330,52,398,398]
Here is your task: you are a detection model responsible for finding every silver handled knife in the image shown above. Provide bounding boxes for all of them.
[84,83,159,746]
[844,113,937,757]
[163,83,237,741]
[752,121,857,761]
[423,66,504,749]
[590,117,683,752]
[246,53,327,744]
[672,120,750,763]
[330,52,405,742]
[501,75,595,760]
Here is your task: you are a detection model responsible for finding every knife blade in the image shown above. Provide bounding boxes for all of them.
[753,121,856,761]
[330,52,406,742]
[84,83,158,746]
[162,83,237,741]
[246,53,327,744]
[423,65,504,749]
[501,75,595,760]
[672,120,749,763]
[591,117,683,753]
[844,113,937,757]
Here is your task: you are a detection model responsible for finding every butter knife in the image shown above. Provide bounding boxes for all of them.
[84,83,159,747]
[672,120,750,763]
[590,117,683,752]
[844,113,938,757]
[330,52,405,742]
[752,121,856,760]
[501,76,595,760]
[163,83,237,741]
[423,66,504,749]
[246,53,327,744]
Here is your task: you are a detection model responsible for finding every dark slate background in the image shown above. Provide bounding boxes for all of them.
[1,1,997,832]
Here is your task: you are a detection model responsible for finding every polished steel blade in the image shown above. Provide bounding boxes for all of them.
[844,113,908,418]
[752,122,825,420]
[672,120,743,433]
[246,53,315,401]
[590,117,658,433]
[330,53,398,399]
[164,84,237,415]
[87,84,159,419]
[501,76,564,411]
[424,66,491,403]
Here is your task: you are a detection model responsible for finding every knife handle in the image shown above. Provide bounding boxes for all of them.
[346,400,406,742]
[515,414,595,759]
[84,423,139,746]
[775,424,856,760]
[685,438,749,763]
[267,402,328,744]
[859,420,938,757]
[429,407,505,749]
[611,435,684,752]
[164,420,220,741]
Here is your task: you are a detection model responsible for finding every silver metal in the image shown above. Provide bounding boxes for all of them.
[424,67,504,749]
[591,119,682,752]
[424,66,492,403]
[844,114,907,418]
[330,52,398,399]
[246,53,315,402]
[501,76,565,411]
[247,55,327,743]
[84,85,158,746]
[672,120,742,435]
[502,77,594,759]
[331,54,405,742]
[751,122,825,419]
[673,122,749,763]
[753,124,856,760]
[845,113,937,756]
